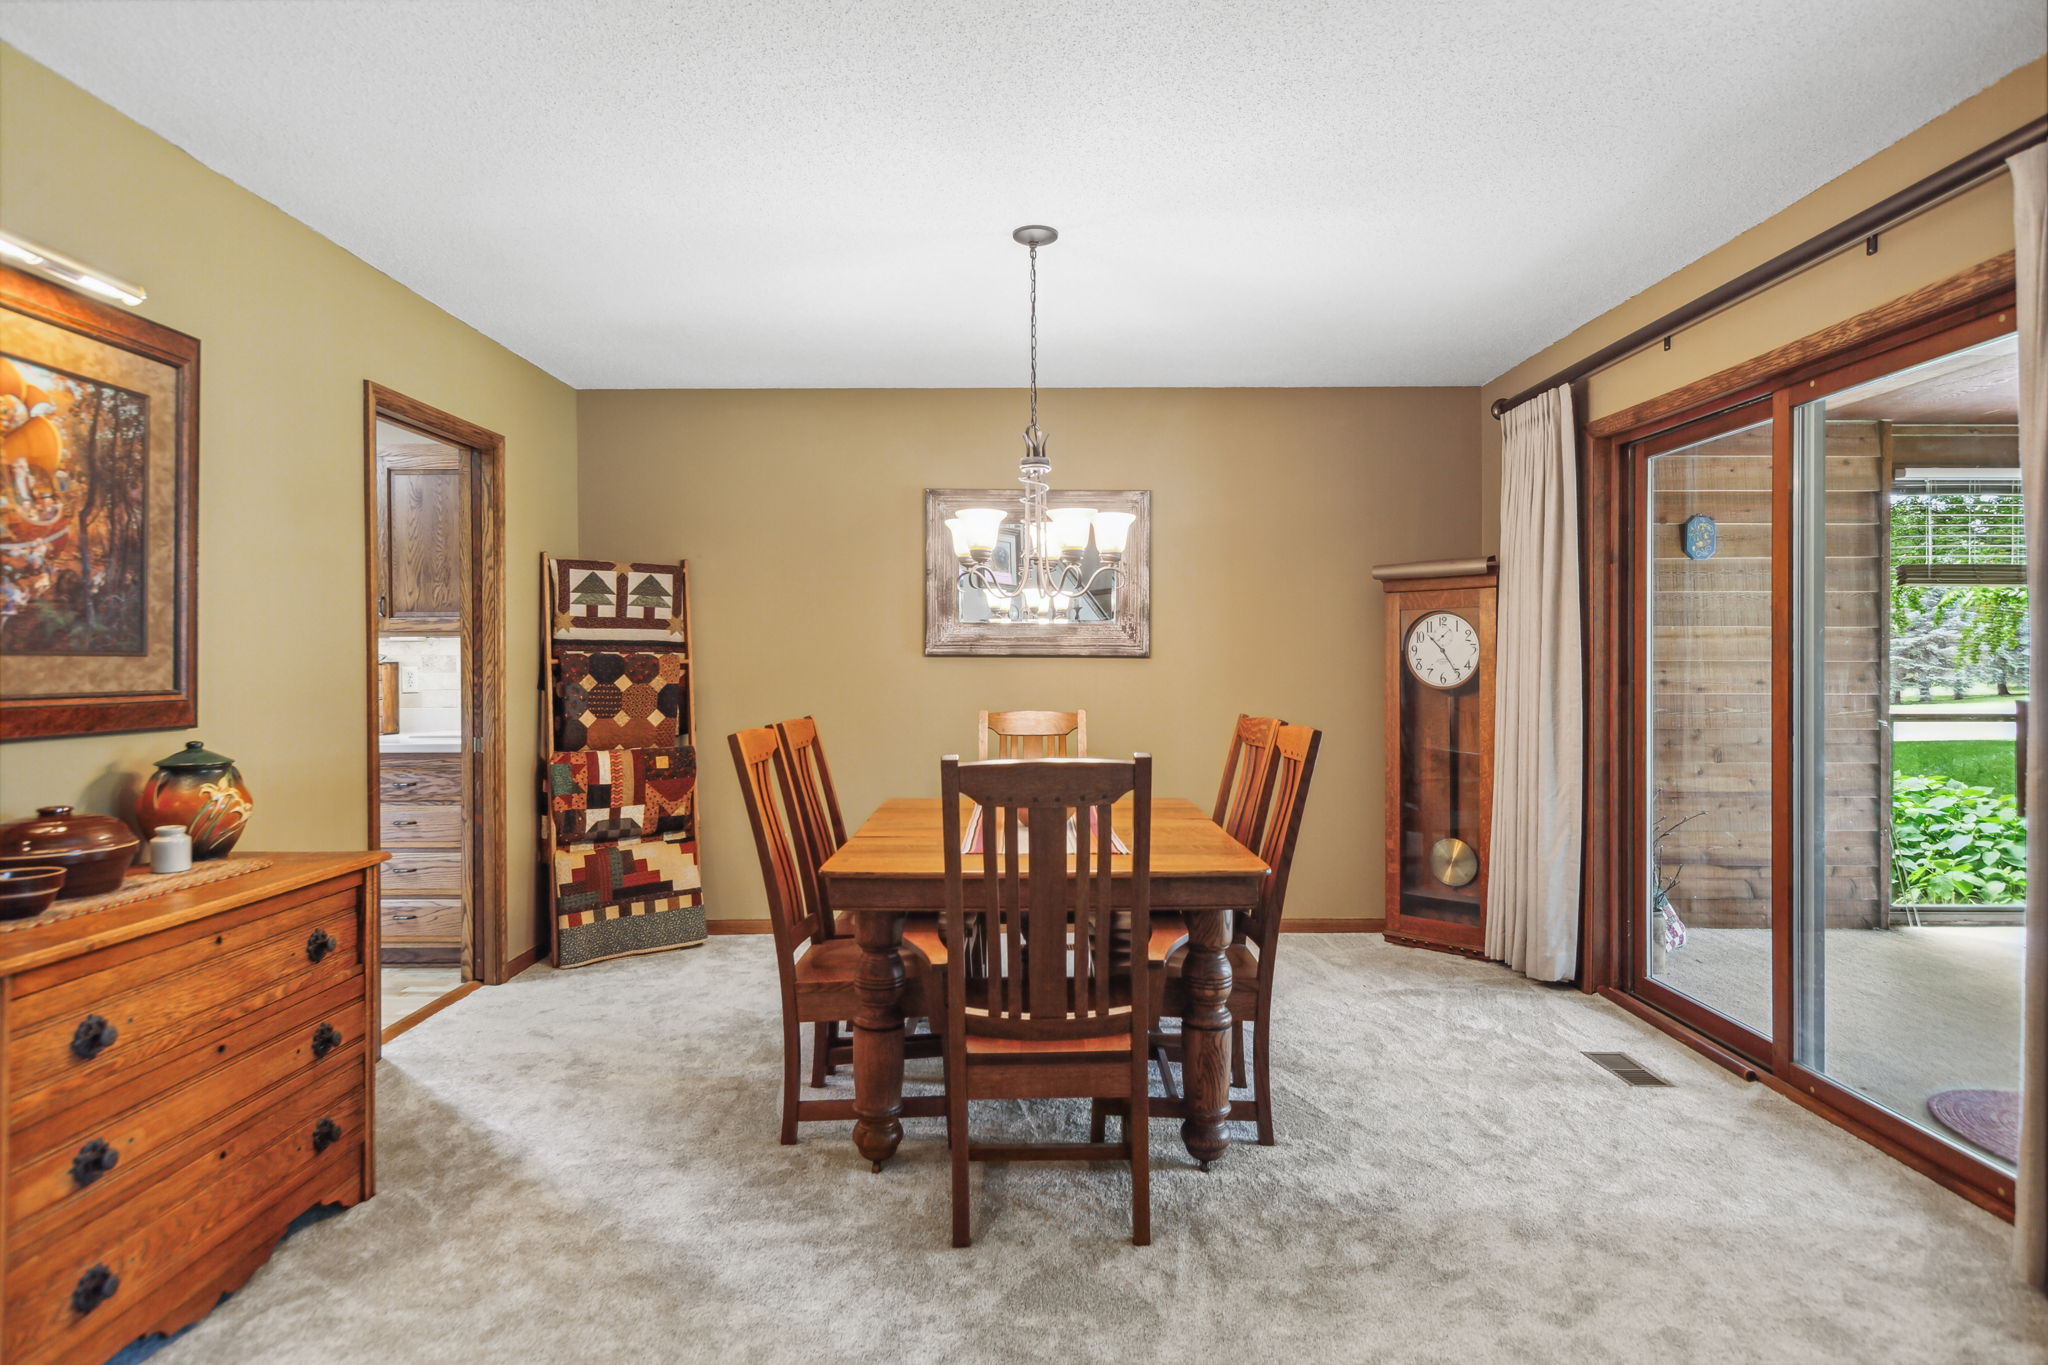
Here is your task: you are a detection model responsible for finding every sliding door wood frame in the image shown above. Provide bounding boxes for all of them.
[362,383,510,986]
[1581,253,2020,1219]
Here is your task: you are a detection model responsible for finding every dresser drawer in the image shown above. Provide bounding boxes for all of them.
[5,1075,364,1363]
[7,895,362,1127]
[380,753,462,803]
[380,803,462,847]
[379,851,463,895]
[382,897,462,942]
[9,976,368,1244]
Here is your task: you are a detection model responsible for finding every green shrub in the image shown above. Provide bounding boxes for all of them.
[1891,774,2028,905]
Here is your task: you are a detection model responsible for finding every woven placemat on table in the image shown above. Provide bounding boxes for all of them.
[1,857,275,932]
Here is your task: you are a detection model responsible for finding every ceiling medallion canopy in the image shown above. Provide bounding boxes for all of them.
[944,226,1132,622]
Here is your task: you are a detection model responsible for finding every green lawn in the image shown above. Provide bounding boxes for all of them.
[1893,739,2019,799]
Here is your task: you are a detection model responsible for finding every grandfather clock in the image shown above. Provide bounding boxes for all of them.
[1376,558,1497,957]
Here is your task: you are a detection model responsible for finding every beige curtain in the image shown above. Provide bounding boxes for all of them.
[2014,142,2047,1293]
[1487,385,1583,982]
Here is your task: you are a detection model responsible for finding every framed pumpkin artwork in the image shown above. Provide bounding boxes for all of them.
[0,264,199,739]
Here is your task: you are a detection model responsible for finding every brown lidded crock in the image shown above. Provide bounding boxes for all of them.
[0,806,137,898]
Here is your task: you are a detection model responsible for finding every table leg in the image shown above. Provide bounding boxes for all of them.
[852,909,909,1170]
[1179,906,1235,1169]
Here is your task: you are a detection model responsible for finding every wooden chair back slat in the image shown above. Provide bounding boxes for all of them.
[942,755,1149,1039]
[1212,714,1283,851]
[729,727,825,955]
[773,715,846,931]
[977,709,1088,759]
[1242,725,1323,958]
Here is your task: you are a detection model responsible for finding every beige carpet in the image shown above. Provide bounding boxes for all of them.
[144,938,2046,1365]
[1656,926,2023,1163]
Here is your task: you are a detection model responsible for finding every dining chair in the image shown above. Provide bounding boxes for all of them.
[773,715,853,1086]
[941,753,1153,1247]
[730,727,945,1144]
[1213,713,1283,851]
[977,708,1087,759]
[1143,723,1321,1147]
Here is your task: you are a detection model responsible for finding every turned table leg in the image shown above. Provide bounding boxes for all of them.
[851,909,909,1170]
[1179,906,1235,1169]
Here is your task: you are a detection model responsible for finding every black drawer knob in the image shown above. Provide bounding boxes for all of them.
[312,1117,343,1154]
[70,1138,119,1187]
[70,1014,118,1060]
[305,928,338,963]
[71,1263,119,1314]
[311,1022,343,1060]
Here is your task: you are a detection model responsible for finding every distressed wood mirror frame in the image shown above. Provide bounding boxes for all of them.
[924,488,1151,657]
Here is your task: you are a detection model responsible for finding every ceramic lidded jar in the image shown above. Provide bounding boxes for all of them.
[0,806,139,897]
[136,741,254,860]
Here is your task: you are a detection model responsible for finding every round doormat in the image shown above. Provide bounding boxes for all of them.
[1927,1088,2020,1164]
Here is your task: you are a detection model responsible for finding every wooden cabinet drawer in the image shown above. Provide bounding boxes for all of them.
[380,803,461,847]
[9,976,369,1243]
[380,753,462,803]
[382,897,462,942]
[379,851,462,895]
[5,1074,364,1363]
[7,895,363,1129]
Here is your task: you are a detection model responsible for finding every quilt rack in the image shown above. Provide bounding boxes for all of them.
[537,555,705,967]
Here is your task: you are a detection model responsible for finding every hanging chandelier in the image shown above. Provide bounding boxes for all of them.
[945,225,1133,622]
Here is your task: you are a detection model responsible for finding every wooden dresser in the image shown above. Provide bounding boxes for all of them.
[0,853,383,1365]
[377,753,464,965]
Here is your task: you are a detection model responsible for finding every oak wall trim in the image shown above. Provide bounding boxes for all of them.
[1587,252,2017,438]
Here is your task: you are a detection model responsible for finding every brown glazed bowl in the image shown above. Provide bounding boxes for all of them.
[0,865,66,920]
[0,806,138,899]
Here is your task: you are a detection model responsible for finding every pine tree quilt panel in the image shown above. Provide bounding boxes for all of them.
[552,836,705,967]
[548,746,696,845]
[550,557,688,644]
[554,650,687,750]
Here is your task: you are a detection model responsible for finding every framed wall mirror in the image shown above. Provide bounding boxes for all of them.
[924,488,1150,657]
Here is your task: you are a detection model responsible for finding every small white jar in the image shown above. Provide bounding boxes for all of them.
[149,825,193,874]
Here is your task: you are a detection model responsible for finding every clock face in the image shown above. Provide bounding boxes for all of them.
[1405,611,1480,689]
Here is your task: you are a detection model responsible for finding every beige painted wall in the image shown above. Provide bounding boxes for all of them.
[577,387,1480,924]
[0,47,580,964]
[1479,55,2048,545]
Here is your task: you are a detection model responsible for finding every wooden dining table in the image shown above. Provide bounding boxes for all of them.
[818,795,1269,1168]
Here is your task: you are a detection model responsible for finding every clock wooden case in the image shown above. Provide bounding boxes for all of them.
[1380,566,1497,957]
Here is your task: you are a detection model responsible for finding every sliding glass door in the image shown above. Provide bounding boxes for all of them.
[1624,308,2024,1200]
[1790,330,2025,1180]
[1640,410,1777,1050]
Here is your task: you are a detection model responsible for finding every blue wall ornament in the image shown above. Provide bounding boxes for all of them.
[1682,514,1718,561]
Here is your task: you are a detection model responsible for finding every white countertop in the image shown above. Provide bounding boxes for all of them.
[379,733,463,754]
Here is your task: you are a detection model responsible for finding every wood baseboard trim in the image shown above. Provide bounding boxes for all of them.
[382,980,481,1044]
[502,945,541,977]
[707,919,774,934]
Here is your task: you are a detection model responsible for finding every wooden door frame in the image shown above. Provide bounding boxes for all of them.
[1580,254,2020,1218]
[362,382,510,986]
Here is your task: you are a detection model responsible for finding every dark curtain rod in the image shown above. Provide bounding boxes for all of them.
[1490,114,2048,419]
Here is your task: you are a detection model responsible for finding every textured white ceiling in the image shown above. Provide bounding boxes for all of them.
[2,2,2041,388]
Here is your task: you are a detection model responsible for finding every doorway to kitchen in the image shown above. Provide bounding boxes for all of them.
[363,383,507,1041]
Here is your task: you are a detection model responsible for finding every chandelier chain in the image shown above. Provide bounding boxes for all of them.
[1027,244,1038,430]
